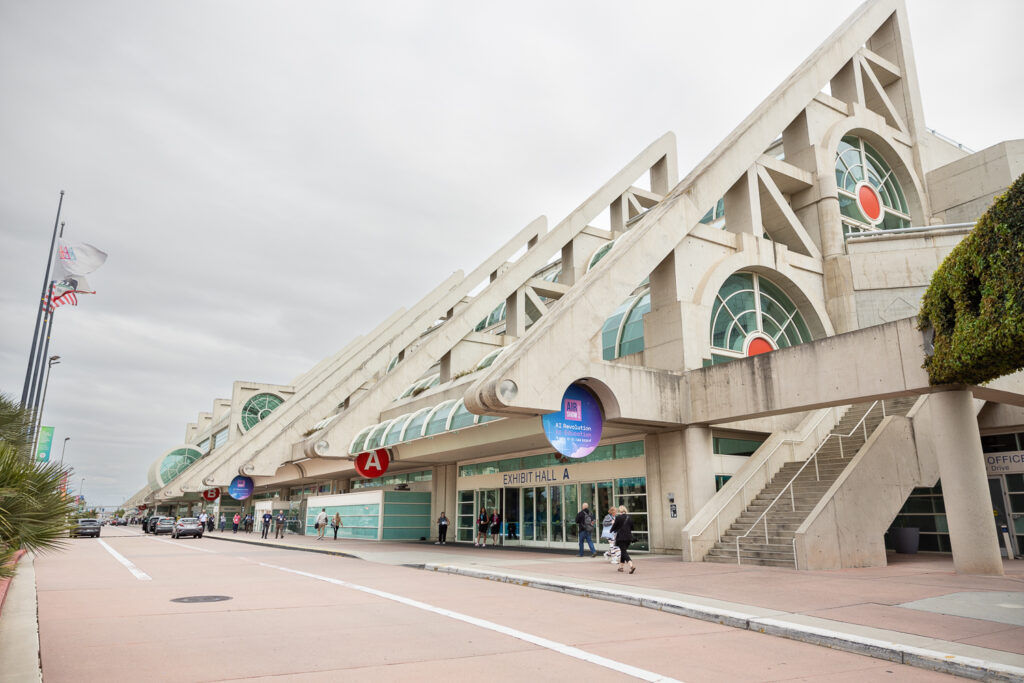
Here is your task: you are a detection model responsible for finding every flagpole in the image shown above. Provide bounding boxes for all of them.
[29,283,57,414]
[21,194,64,406]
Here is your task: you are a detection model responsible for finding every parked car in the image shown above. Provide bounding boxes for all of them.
[152,517,175,535]
[71,519,101,538]
[171,518,204,539]
[145,516,161,533]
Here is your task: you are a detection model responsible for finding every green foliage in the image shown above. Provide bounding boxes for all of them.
[919,173,1024,384]
[1,440,79,578]
[0,392,34,461]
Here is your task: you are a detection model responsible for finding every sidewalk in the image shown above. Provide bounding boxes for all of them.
[208,530,1024,682]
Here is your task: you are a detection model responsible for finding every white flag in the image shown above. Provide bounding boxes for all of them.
[57,239,107,276]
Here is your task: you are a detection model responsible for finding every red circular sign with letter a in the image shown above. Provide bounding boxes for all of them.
[355,448,390,478]
[202,487,221,502]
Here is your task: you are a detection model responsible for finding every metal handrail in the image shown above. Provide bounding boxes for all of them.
[735,400,886,567]
[686,408,834,560]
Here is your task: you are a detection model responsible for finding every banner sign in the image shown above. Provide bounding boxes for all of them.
[542,383,603,459]
[228,476,254,500]
[36,426,54,462]
[202,487,221,502]
[59,473,68,497]
[354,448,390,478]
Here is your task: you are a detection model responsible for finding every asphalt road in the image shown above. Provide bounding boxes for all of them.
[34,527,962,682]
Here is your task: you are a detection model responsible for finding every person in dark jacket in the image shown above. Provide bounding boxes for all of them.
[610,505,636,574]
[574,503,597,557]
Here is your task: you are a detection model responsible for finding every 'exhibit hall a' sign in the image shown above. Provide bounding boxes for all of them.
[354,448,391,478]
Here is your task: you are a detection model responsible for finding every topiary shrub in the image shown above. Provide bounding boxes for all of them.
[918,173,1024,385]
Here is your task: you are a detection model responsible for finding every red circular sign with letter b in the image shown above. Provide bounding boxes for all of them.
[202,487,221,502]
[355,448,390,478]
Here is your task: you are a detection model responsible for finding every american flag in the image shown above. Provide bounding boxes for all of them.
[48,284,79,312]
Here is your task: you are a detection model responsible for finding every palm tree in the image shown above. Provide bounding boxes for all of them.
[0,392,34,460]
[0,394,78,578]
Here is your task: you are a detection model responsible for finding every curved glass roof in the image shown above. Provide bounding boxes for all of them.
[399,373,441,400]
[240,393,283,432]
[350,398,503,455]
[147,446,203,491]
[587,239,618,272]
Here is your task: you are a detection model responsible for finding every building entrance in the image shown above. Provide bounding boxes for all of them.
[989,476,1022,558]
[458,479,648,550]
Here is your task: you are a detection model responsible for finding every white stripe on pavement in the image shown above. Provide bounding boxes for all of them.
[150,537,217,553]
[257,561,682,683]
[98,539,152,581]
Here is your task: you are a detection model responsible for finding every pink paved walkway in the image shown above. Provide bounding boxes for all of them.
[207,530,1024,663]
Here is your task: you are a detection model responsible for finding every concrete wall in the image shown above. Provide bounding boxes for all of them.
[847,226,969,327]
[926,140,1024,224]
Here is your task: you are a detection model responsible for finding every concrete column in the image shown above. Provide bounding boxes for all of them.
[683,426,716,520]
[929,390,1004,576]
[654,426,716,553]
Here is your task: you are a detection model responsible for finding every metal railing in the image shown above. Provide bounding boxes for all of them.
[734,400,887,567]
[686,408,835,561]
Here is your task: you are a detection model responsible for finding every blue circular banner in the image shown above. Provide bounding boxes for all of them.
[542,383,603,458]
[228,475,254,500]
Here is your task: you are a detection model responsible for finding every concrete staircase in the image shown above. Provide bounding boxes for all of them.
[704,397,918,567]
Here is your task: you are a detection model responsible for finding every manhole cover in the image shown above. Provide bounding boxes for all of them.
[171,595,232,603]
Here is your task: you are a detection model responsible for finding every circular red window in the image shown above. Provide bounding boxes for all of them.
[856,183,882,223]
[747,337,774,356]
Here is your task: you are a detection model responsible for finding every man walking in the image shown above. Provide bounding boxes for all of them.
[275,510,286,539]
[315,508,328,540]
[261,511,273,539]
[575,502,597,557]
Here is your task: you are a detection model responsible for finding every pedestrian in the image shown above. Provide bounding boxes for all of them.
[207,515,215,533]
[575,502,597,557]
[435,512,449,544]
[261,511,273,539]
[601,506,617,559]
[610,505,636,574]
[475,506,488,547]
[219,513,226,532]
[198,510,208,532]
[331,512,343,540]
[489,509,502,546]
[232,512,240,533]
[275,510,286,538]
[315,508,328,540]
[244,513,253,533]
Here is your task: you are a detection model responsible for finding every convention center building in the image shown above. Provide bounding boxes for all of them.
[127,0,1024,575]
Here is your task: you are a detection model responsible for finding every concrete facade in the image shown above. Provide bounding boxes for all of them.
[127,0,1024,575]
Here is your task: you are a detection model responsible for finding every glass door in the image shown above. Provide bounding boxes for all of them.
[457,490,475,542]
[503,487,520,543]
[476,488,502,545]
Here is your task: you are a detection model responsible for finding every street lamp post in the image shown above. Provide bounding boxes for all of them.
[80,477,85,509]
[59,437,70,467]
[31,355,61,458]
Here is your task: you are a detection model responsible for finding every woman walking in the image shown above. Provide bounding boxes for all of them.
[331,512,343,540]
[232,512,240,533]
[610,505,636,574]
[475,506,488,547]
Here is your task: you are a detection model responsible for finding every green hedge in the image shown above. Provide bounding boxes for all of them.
[919,173,1024,385]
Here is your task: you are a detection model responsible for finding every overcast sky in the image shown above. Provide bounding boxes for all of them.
[1,1,1021,508]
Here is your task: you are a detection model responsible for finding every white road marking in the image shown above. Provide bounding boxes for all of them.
[98,539,152,581]
[149,536,217,553]
[256,560,683,683]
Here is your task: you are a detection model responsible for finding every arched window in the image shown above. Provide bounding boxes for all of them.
[709,273,812,364]
[240,393,283,431]
[835,136,910,235]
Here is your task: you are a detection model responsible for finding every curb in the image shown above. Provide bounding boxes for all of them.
[201,533,361,560]
[424,563,1024,683]
[0,549,28,616]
